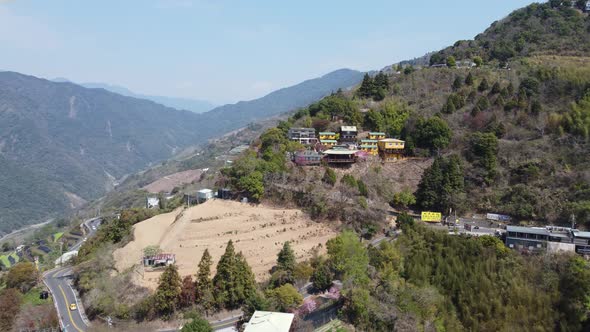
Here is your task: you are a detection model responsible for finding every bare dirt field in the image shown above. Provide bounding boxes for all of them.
[113,200,337,289]
[142,169,202,193]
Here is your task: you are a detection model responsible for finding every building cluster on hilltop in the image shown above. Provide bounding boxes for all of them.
[288,126,405,166]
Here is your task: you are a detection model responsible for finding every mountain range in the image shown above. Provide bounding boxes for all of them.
[0,68,363,235]
[51,79,216,113]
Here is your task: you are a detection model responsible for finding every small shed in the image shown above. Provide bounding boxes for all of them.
[244,311,294,332]
[143,253,175,267]
[197,189,214,202]
[218,188,232,199]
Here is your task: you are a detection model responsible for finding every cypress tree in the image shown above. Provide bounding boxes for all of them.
[213,241,256,309]
[478,78,489,92]
[196,249,214,311]
[180,275,196,308]
[465,72,474,86]
[452,76,463,91]
[491,82,501,94]
[277,242,296,279]
[357,74,375,98]
[154,264,182,318]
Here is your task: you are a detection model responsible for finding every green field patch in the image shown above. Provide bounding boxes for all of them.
[0,255,10,267]
[23,286,52,306]
[53,232,64,242]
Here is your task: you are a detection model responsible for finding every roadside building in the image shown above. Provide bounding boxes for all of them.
[368,132,386,140]
[287,128,318,146]
[505,226,585,253]
[244,311,294,332]
[293,150,322,166]
[197,189,214,202]
[377,138,405,162]
[143,253,175,267]
[572,230,590,255]
[339,126,358,142]
[319,132,337,140]
[324,147,357,164]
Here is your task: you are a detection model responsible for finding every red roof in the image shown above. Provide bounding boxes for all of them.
[146,253,175,261]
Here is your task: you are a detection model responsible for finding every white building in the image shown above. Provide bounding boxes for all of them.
[243,311,294,332]
[146,197,160,209]
[197,189,214,202]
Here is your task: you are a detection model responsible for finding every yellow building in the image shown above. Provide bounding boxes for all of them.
[319,132,337,140]
[368,132,386,140]
[320,139,337,147]
[378,138,405,162]
[359,139,378,156]
[360,145,378,155]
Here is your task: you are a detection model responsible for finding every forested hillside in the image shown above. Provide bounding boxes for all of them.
[224,2,590,229]
[0,67,363,235]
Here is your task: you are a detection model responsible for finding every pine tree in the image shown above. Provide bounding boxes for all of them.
[276,242,296,285]
[374,71,390,90]
[213,241,256,309]
[478,78,489,92]
[195,249,215,313]
[357,74,375,98]
[465,72,474,86]
[491,82,501,94]
[452,76,463,91]
[154,264,182,318]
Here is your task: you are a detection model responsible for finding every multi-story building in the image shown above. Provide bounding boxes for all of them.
[368,132,386,140]
[288,127,318,145]
[505,225,590,255]
[319,132,337,140]
[359,139,378,155]
[339,126,357,142]
[319,139,337,147]
[293,150,322,166]
[377,138,405,161]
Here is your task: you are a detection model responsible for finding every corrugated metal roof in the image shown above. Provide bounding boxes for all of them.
[361,139,378,143]
[319,132,336,135]
[369,132,386,135]
[320,139,337,143]
[340,126,357,131]
[379,138,405,143]
[360,145,378,148]
[244,311,294,332]
[507,226,549,235]
[324,149,357,155]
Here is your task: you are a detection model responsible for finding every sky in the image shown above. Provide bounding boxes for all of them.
[0,0,535,104]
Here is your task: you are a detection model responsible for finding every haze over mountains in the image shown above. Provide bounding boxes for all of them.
[52,78,216,113]
[0,68,363,235]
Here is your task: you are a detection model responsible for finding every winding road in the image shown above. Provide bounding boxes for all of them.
[44,267,89,332]
[44,217,101,332]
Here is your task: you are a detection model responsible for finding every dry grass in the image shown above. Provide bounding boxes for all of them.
[113,200,337,289]
[142,169,203,193]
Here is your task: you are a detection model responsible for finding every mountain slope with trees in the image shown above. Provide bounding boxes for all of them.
[0,68,363,235]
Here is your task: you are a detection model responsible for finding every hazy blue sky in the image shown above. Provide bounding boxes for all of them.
[0,0,534,104]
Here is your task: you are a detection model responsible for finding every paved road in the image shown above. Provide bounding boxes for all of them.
[44,267,89,332]
[44,217,101,332]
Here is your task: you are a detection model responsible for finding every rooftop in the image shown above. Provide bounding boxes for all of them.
[289,127,314,131]
[369,132,386,135]
[360,139,378,142]
[320,139,338,143]
[244,311,294,332]
[319,131,336,135]
[506,226,572,239]
[340,126,357,132]
[379,138,405,143]
[198,188,213,194]
[324,149,357,155]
